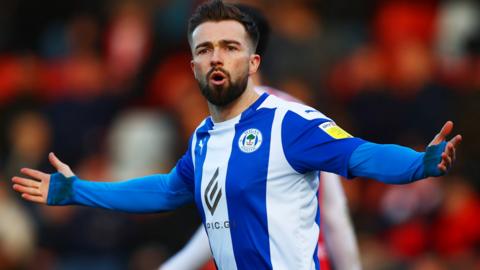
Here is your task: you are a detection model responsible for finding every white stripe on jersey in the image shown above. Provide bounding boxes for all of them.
[200,115,242,270]
[259,98,320,270]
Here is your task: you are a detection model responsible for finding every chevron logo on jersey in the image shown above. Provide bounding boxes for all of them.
[204,167,222,215]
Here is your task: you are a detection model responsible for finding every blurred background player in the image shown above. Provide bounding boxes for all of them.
[158,4,362,270]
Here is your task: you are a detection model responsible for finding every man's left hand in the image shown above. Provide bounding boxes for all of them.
[428,121,462,173]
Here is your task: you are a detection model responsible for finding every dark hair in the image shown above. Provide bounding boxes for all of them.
[234,4,270,57]
[188,0,259,52]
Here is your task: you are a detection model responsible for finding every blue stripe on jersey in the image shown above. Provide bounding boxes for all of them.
[282,111,366,177]
[225,99,274,269]
[194,119,214,225]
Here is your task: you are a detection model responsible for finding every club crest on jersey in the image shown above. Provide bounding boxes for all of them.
[238,128,263,153]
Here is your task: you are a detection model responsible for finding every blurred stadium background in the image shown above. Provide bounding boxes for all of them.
[0,0,479,269]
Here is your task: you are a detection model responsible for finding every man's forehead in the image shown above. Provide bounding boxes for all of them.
[191,20,248,47]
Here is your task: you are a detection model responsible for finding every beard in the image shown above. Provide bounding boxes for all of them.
[197,66,249,107]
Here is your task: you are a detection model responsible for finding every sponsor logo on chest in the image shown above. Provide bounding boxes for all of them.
[205,167,221,215]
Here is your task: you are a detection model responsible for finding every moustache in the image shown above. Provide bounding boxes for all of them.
[206,67,230,79]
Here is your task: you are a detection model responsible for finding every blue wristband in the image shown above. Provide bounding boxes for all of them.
[423,141,447,177]
[47,172,77,205]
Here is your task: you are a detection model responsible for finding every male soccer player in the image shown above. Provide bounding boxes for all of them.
[159,88,361,270]
[12,1,461,269]
[160,4,361,269]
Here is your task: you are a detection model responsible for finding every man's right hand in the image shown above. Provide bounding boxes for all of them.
[11,152,75,204]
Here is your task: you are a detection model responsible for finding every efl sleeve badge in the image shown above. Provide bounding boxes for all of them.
[318,122,353,139]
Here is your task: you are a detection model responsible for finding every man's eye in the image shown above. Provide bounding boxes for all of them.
[197,48,209,55]
[227,46,238,51]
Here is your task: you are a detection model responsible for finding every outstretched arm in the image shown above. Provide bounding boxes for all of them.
[12,153,193,212]
[349,121,462,183]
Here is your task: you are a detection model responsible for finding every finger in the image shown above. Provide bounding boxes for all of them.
[20,168,49,181]
[438,121,453,140]
[21,193,46,204]
[430,121,453,146]
[445,146,456,165]
[437,163,447,173]
[12,176,41,188]
[449,134,462,148]
[12,184,42,196]
[446,139,459,164]
[48,152,74,177]
[445,142,454,159]
[441,153,452,168]
[439,154,447,171]
[49,152,66,170]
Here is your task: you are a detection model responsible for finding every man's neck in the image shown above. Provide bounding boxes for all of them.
[208,79,259,123]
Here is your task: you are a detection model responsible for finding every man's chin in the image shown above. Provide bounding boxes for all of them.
[207,94,232,106]
[209,82,229,91]
[199,77,247,107]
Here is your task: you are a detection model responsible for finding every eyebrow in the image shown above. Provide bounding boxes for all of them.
[195,39,242,50]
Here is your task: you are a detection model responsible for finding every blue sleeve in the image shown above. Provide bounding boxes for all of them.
[348,141,447,184]
[282,111,366,177]
[47,167,194,212]
[175,136,195,191]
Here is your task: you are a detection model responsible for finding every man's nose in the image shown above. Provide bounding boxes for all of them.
[210,48,223,66]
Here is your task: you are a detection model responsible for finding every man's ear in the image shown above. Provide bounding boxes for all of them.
[190,60,196,75]
[249,54,261,75]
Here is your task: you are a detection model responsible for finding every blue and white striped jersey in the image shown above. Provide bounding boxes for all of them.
[176,93,365,270]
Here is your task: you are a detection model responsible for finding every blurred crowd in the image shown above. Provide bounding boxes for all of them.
[0,0,479,269]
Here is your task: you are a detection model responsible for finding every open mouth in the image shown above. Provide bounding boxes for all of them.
[209,71,227,85]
